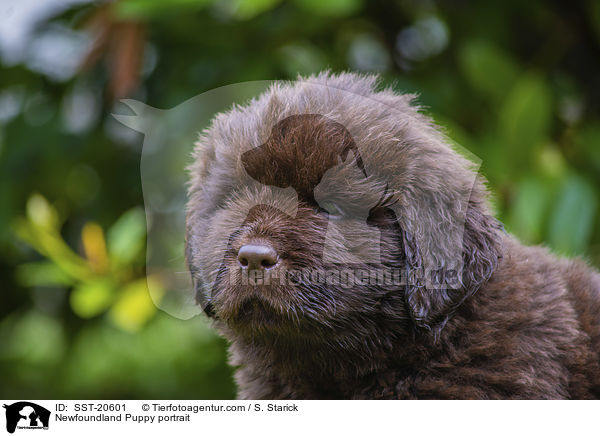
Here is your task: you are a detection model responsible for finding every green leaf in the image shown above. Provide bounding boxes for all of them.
[15,261,75,287]
[109,277,163,332]
[230,0,283,20]
[26,193,59,230]
[293,0,362,16]
[498,73,552,166]
[507,177,552,244]
[107,208,147,266]
[537,146,568,179]
[548,175,598,255]
[70,279,116,319]
[13,217,91,281]
[459,39,519,101]
[116,0,214,19]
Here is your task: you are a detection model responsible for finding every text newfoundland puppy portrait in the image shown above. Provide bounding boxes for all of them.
[185,72,600,399]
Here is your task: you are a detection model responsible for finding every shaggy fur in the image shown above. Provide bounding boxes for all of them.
[185,72,600,399]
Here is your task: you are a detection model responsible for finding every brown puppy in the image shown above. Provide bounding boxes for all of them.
[185,72,600,399]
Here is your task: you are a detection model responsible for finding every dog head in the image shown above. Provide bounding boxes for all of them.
[186,72,503,341]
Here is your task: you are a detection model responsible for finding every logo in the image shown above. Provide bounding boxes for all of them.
[3,402,50,434]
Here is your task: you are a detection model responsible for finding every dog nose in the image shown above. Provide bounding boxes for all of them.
[238,244,279,270]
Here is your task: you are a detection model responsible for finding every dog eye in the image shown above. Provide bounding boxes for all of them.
[318,201,345,219]
[367,206,397,227]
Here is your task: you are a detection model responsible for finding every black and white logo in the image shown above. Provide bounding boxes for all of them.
[3,402,50,434]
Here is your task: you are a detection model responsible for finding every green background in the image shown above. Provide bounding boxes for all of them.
[1,0,599,399]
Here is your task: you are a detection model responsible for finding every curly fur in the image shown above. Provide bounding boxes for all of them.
[186,72,600,399]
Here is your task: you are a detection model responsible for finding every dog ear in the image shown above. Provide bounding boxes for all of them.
[460,196,504,306]
[185,236,217,318]
[402,196,503,337]
[193,274,216,318]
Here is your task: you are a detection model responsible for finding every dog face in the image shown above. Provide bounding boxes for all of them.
[186,73,503,342]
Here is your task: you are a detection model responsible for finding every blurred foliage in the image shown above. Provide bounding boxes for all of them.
[14,194,160,330]
[0,0,599,399]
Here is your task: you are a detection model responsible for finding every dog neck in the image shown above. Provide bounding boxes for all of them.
[218,314,438,399]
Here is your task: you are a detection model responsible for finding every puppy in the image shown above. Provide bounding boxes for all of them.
[185,72,600,399]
